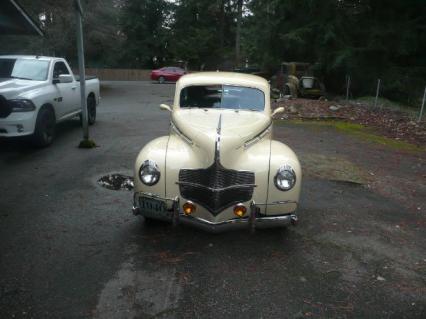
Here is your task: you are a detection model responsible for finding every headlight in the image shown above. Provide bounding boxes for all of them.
[139,160,160,186]
[274,165,296,191]
[9,99,36,112]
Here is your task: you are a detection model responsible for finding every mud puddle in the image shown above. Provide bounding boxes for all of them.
[98,174,134,191]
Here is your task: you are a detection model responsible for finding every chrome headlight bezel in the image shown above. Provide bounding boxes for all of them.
[139,160,161,186]
[274,165,296,191]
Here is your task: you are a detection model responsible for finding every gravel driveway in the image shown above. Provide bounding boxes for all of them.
[0,81,424,318]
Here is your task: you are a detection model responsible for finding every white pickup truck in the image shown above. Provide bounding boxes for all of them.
[0,55,100,146]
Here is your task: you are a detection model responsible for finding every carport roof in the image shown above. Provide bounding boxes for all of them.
[0,0,43,36]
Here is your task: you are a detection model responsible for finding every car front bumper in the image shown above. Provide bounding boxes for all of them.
[0,111,36,137]
[132,192,298,233]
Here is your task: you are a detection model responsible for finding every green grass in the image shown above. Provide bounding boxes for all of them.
[276,119,425,152]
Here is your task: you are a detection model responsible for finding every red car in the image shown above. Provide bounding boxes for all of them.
[151,67,186,83]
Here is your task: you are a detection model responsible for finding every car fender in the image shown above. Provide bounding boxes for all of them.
[266,140,302,215]
[134,136,169,198]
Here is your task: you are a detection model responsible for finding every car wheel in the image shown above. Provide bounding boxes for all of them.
[284,85,291,96]
[78,96,96,125]
[32,107,55,147]
[158,76,165,84]
[87,95,96,125]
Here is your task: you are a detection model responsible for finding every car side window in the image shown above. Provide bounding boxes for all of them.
[53,61,70,79]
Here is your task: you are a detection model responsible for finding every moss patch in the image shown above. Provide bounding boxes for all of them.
[301,153,370,184]
[78,139,97,149]
[276,119,425,152]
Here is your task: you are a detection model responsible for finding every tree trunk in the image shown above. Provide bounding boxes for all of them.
[218,0,225,53]
[235,0,242,67]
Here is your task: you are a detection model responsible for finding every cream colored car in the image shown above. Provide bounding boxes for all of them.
[132,72,301,232]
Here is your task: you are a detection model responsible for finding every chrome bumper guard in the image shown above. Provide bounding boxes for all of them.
[132,193,298,233]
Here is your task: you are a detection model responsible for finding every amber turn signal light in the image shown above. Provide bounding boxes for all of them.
[233,204,247,218]
[183,201,196,215]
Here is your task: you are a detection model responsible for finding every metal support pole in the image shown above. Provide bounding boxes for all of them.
[419,86,426,122]
[346,75,351,101]
[75,0,88,140]
[374,79,381,108]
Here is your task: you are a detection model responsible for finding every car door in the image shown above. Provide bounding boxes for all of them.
[52,61,79,119]
[170,68,182,81]
[161,67,173,81]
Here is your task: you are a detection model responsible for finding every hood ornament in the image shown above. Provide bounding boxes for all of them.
[214,114,222,163]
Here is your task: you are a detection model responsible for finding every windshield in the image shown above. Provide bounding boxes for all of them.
[180,85,265,111]
[0,58,50,81]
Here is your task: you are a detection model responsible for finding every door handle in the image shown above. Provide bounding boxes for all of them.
[72,86,77,90]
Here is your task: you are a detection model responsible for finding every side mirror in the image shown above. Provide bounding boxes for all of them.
[58,74,73,83]
[271,106,285,117]
[160,104,172,112]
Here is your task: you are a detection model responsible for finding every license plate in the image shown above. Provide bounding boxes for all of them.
[139,197,171,219]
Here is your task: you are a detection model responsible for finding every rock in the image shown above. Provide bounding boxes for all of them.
[288,105,299,113]
[376,275,386,281]
[329,105,343,111]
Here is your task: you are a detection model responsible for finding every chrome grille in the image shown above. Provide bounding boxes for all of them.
[178,162,255,216]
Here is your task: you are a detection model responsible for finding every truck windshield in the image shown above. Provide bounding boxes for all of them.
[180,85,265,111]
[0,58,50,81]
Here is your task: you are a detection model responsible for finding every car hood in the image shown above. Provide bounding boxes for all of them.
[172,108,271,164]
[0,78,45,99]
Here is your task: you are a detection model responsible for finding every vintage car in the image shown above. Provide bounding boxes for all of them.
[132,72,301,232]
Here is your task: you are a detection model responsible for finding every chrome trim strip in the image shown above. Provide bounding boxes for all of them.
[175,181,257,192]
[256,200,298,206]
[243,122,272,149]
[214,114,222,163]
[170,121,193,145]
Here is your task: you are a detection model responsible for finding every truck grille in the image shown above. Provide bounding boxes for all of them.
[0,95,11,118]
[178,162,255,216]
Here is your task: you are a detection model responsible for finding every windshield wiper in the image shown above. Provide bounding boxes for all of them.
[11,76,33,80]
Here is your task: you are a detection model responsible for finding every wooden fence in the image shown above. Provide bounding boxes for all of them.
[73,68,152,81]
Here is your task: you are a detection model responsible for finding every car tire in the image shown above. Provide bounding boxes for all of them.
[78,95,97,125]
[87,95,96,125]
[284,85,291,96]
[158,76,165,84]
[32,106,55,147]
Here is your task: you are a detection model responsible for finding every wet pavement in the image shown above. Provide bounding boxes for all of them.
[0,81,425,318]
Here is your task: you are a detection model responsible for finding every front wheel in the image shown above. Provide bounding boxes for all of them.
[158,76,165,84]
[32,107,56,147]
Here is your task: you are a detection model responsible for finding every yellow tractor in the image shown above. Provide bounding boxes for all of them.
[271,62,325,98]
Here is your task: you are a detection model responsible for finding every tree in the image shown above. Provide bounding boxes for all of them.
[119,0,170,68]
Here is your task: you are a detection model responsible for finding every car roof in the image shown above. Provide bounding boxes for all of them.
[0,55,56,61]
[177,71,269,92]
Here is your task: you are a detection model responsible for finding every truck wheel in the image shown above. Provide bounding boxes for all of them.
[32,107,55,147]
[87,95,96,125]
[158,76,165,84]
[284,85,291,96]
